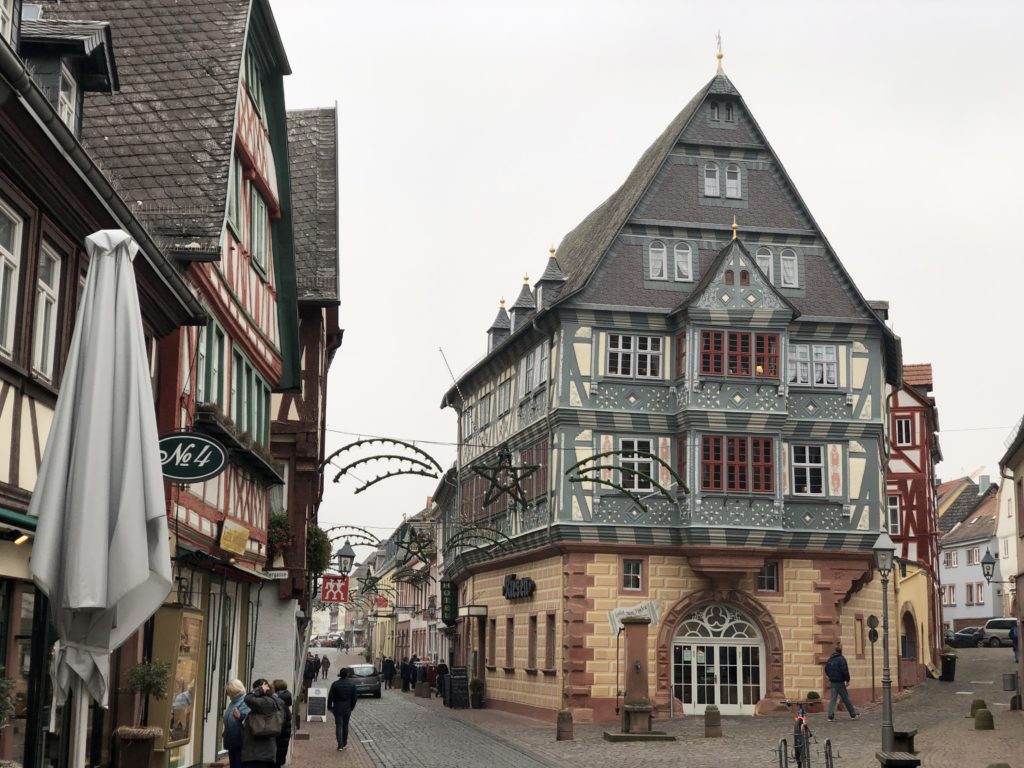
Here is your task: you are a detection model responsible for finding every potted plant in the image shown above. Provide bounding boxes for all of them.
[805,690,822,713]
[267,511,294,567]
[115,661,170,768]
[470,677,485,709]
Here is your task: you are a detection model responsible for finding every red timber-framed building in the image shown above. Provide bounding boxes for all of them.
[41,1,304,765]
[885,362,943,684]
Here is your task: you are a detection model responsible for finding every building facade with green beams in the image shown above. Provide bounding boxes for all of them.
[441,63,905,722]
[41,1,302,765]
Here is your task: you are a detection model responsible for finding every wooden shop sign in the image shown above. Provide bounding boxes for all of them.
[501,573,535,600]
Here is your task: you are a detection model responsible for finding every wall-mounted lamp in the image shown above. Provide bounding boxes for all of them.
[634,661,641,672]
[14,534,29,546]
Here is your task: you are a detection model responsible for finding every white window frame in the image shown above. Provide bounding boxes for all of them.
[607,334,662,379]
[674,243,693,282]
[965,582,974,606]
[620,438,654,492]
[1003,538,1011,558]
[895,417,913,446]
[791,444,825,496]
[974,582,985,606]
[0,0,14,42]
[518,342,549,398]
[780,249,799,287]
[250,188,269,274]
[725,164,741,199]
[787,343,810,385]
[0,199,23,358]
[704,164,720,197]
[195,325,207,402]
[461,407,473,439]
[886,494,901,536]
[607,334,633,377]
[622,559,643,590]
[31,244,61,381]
[755,247,773,284]
[789,343,839,388]
[58,63,77,131]
[966,547,980,566]
[943,550,958,568]
[941,584,955,606]
[710,102,720,121]
[648,241,667,280]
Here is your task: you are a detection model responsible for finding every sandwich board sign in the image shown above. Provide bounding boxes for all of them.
[306,686,328,722]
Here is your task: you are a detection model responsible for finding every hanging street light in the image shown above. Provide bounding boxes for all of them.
[336,539,356,575]
[872,531,896,752]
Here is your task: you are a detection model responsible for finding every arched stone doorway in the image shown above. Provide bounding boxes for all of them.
[655,590,785,716]
[898,601,923,687]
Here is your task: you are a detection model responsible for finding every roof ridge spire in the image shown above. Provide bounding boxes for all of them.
[731,215,738,241]
[716,30,724,73]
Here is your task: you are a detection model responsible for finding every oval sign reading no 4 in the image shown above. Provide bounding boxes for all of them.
[159,432,228,483]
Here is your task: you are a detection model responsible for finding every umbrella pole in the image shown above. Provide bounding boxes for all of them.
[71,678,89,768]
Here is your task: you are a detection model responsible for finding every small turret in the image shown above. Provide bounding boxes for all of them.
[487,298,511,352]
[534,245,566,310]
[509,275,536,333]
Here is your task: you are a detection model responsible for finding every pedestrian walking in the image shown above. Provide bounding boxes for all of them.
[321,655,331,680]
[382,656,396,689]
[313,653,322,681]
[222,679,249,768]
[302,653,316,696]
[824,642,860,721]
[400,657,411,692]
[271,679,292,767]
[241,678,285,768]
[1011,621,1019,664]
[327,667,358,751]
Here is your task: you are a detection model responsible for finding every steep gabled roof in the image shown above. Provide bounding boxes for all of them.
[39,0,284,254]
[941,493,997,547]
[939,480,992,535]
[288,107,339,304]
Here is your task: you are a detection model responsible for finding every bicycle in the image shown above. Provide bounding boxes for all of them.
[775,700,835,768]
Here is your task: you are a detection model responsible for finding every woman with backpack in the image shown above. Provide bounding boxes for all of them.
[242,678,285,768]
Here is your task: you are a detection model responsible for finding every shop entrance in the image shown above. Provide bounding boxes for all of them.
[671,604,764,715]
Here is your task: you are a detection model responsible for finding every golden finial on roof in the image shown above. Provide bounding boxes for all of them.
[523,274,530,284]
[731,215,738,241]
[716,30,724,72]
[549,244,556,258]
[500,297,505,308]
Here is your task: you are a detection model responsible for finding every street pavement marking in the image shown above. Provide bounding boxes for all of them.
[954,691,975,694]
[969,680,993,684]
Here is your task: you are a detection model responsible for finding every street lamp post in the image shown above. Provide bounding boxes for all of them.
[873,532,896,752]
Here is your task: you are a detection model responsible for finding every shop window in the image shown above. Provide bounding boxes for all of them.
[527,615,538,671]
[505,617,515,671]
[545,613,556,670]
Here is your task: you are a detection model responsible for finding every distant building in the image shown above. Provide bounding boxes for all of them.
[938,490,1000,631]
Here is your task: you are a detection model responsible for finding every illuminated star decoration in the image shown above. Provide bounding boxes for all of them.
[470,444,539,508]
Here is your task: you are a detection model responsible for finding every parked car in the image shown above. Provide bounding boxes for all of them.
[348,664,382,697]
[948,626,985,648]
[982,617,1018,647]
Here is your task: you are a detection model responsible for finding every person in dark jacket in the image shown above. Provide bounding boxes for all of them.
[222,679,249,768]
[381,657,396,689]
[242,679,283,768]
[400,657,411,692]
[302,654,316,695]
[320,655,331,680]
[824,643,859,721]
[271,679,292,767]
[327,668,358,750]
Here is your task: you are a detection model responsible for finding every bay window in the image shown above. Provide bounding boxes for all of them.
[788,343,837,387]
[620,438,654,491]
[700,330,779,379]
[701,435,774,493]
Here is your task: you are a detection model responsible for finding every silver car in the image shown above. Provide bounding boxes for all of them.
[348,664,382,697]
[982,617,1019,647]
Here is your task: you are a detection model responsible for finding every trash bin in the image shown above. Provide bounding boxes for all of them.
[940,653,957,682]
[1003,672,1019,692]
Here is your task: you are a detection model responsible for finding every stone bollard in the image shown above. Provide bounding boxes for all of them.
[974,707,994,730]
[704,704,722,738]
[984,763,1011,768]
[1011,694,1021,711]
[556,709,574,741]
[969,698,987,717]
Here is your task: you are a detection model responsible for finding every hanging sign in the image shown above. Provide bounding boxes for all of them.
[374,596,389,608]
[218,519,249,556]
[502,574,535,600]
[320,575,349,603]
[159,432,228,483]
[440,580,457,626]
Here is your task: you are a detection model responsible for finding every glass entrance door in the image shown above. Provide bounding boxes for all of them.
[673,641,762,714]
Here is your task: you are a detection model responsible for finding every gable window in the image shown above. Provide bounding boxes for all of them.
[895,417,913,446]
[710,102,720,121]
[791,444,824,496]
[58,63,77,131]
[0,0,14,42]
[228,154,242,233]
[701,435,774,493]
[725,164,741,198]
[250,188,269,275]
[756,562,779,592]
[755,247,774,283]
[966,546,980,566]
[0,199,22,358]
[887,495,901,536]
[788,343,837,388]
[622,559,643,591]
[739,270,749,286]
[780,249,799,287]
[704,164,720,197]
[648,240,667,280]
[673,243,693,282]
[607,334,662,379]
[32,244,62,381]
[943,550,957,568]
[701,331,778,379]
[497,378,512,415]
[725,103,735,122]
[245,50,264,114]
[724,269,734,285]
[620,438,654,491]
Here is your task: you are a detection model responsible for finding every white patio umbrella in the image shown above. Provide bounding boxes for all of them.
[29,230,173,766]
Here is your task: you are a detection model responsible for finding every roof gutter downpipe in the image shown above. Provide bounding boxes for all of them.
[0,37,206,324]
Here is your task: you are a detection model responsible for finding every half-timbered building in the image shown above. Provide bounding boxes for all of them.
[440,59,904,722]
[885,362,942,686]
[0,5,205,764]
[41,0,302,764]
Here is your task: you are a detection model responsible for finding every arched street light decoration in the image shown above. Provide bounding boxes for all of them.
[392,564,434,587]
[444,524,513,555]
[323,438,443,494]
[565,449,687,515]
[470,444,539,509]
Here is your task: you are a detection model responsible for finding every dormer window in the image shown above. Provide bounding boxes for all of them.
[755,247,773,283]
[704,164,720,197]
[0,0,13,42]
[673,243,693,282]
[710,102,720,121]
[725,103,735,122]
[725,164,741,199]
[780,248,799,287]
[58,64,78,131]
[648,240,667,280]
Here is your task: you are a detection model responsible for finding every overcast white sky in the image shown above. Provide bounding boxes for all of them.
[270,0,1024,563]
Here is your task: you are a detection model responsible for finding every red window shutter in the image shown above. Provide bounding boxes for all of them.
[675,333,687,379]
[701,435,723,491]
[751,437,774,493]
[727,437,748,491]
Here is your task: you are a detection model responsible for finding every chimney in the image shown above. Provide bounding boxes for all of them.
[509,275,535,333]
[486,299,510,352]
[978,475,989,494]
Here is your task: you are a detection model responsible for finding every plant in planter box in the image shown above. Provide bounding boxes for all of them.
[267,511,294,566]
[805,690,822,712]
[115,661,170,768]
[469,677,485,709]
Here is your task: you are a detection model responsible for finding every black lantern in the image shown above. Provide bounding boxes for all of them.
[336,539,356,575]
[980,548,996,583]
[872,532,896,576]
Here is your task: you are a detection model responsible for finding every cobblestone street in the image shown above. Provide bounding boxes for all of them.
[291,648,1020,767]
